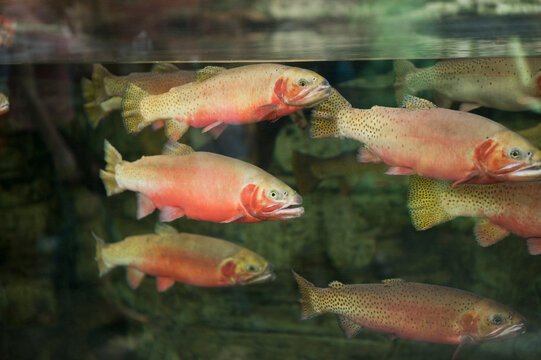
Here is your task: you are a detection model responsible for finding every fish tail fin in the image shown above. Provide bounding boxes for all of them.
[310,88,350,138]
[292,151,321,194]
[92,232,112,276]
[100,140,124,196]
[407,175,455,230]
[393,59,417,104]
[91,64,113,103]
[292,271,322,320]
[84,101,107,128]
[122,83,151,133]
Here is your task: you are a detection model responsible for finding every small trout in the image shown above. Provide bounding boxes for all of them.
[100,140,303,223]
[408,175,541,255]
[121,63,331,140]
[94,224,274,291]
[311,89,541,184]
[293,272,525,360]
[82,63,199,128]
[394,57,541,112]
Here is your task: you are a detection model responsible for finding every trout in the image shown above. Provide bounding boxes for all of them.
[408,175,541,255]
[100,140,303,223]
[94,223,275,291]
[293,272,525,360]
[311,89,541,185]
[82,63,202,129]
[394,57,541,112]
[121,63,331,140]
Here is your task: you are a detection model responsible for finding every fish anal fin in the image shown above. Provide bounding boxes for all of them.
[328,281,344,289]
[382,278,406,286]
[137,193,156,219]
[526,238,541,255]
[126,267,146,289]
[357,146,383,163]
[154,223,179,236]
[459,103,482,112]
[400,95,437,109]
[159,206,185,222]
[254,103,281,121]
[474,219,509,247]
[162,140,194,156]
[151,63,179,73]
[196,66,226,82]
[337,316,363,339]
[156,277,175,292]
[385,166,415,176]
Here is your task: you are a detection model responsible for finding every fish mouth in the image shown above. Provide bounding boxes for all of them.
[286,82,332,107]
[245,265,276,285]
[497,162,541,181]
[480,323,526,343]
[260,194,304,220]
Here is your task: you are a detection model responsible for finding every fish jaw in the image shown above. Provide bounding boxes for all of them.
[474,322,526,343]
[493,161,541,182]
[243,264,276,285]
[259,194,304,220]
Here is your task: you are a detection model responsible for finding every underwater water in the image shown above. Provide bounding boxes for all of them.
[2,2,541,360]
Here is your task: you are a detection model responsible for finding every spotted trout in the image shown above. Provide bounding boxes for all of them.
[94,224,275,292]
[394,57,541,112]
[293,272,525,360]
[311,89,541,185]
[100,140,303,223]
[121,63,331,140]
[82,63,201,129]
[408,175,541,255]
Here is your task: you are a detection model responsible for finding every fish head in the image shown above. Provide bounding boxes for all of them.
[460,299,526,344]
[475,132,541,182]
[274,68,331,107]
[219,249,275,285]
[240,182,304,221]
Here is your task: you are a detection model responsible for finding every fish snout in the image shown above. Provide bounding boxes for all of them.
[292,194,303,205]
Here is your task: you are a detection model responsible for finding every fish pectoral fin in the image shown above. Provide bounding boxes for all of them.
[399,94,437,109]
[220,212,246,223]
[474,219,510,247]
[196,65,226,82]
[254,103,281,121]
[150,63,179,73]
[126,268,146,289]
[154,223,179,236]
[385,166,415,176]
[357,146,383,163]
[517,96,541,105]
[452,336,473,360]
[452,171,480,186]
[156,277,175,292]
[137,193,156,219]
[202,121,228,139]
[382,278,406,286]
[337,316,363,339]
[459,102,482,112]
[526,238,541,255]
[165,120,189,141]
[159,206,186,222]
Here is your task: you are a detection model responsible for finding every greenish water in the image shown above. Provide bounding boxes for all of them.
[0,59,540,360]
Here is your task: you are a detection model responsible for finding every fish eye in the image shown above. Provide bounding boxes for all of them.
[488,314,504,325]
[298,78,308,87]
[269,190,278,199]
[508,148,522,160]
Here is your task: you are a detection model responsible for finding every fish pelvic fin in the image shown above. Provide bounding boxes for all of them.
[407,176,455,231]
[310,88,350,138]
[292,151,321,194]
[121,83,151,133]
[92,232,112,277]
[91,64,113,103]
[292,271,321,320]
[393,59,417,104]
[100,140,124,196]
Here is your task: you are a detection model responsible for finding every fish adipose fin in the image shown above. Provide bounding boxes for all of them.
[527,238,541,255]
[159,206,185,222]
[399,95,437,110]
[137,193,156,219]
[292,151,321,194]
[196,65,226,82]
[292,271,321,320]
[100,140,124,196]
[407,176,455,230]
[310,89,351,138]
[357,146,383,163]
[155,223,179,235]
[165,120,190,141]
[122,83,152,133]
[151,63,179,73]
[338,316,363,339]
[92,232,111,276]
[126,267,146,289]
[393,59,417,104]
[91,64,113,103]
[157,277,175,292]
[162,140,194,156]
[474,219,510,247]
[385,166,416,176]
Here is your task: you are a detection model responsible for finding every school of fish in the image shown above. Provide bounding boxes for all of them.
[79,59,539,358]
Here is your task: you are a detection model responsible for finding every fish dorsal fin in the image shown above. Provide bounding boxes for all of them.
[328,280,344,289]
[162,140,195,156]
[400,95,437,110]
[382,278,405,286]
[337,315,363,339]
[154,223,179,236]
[474,219,509,247]
[196,66,226,82]
[151,63,179,73]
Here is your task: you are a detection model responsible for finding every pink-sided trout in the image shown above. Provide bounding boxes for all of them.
[293,272,525,360]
